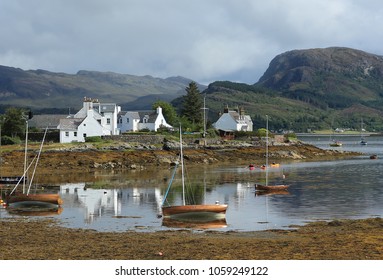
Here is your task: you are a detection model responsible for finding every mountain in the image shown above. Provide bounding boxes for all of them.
[0,66,205,112]
[257,47,383,110]
[3,47,383,132]
[202,47,383,132]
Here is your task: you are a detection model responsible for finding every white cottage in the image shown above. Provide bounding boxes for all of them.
[59,110,105,143]
[58,97,120,143]
[213,106,253,132]
[118,106,172,132]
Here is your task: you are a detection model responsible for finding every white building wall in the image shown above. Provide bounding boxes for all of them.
[60,130,77,143]
[76,111,105,142]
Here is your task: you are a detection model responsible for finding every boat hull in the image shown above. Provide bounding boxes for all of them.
[161,204,228,219]
[6,193,63,206]
[255,183,289,191]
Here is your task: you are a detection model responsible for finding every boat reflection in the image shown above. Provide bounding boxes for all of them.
[5,205,63,216]
[162,217,227,229]
[255,189,290,196]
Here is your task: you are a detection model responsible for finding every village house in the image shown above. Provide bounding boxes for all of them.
[118,106,172,132]
[213,106,253,135]
[58,97,120,143]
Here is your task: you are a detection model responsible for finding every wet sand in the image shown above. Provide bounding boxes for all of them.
[1,217,382,260]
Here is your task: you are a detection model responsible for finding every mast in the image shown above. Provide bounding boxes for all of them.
[265,115,269,186]
[23,120,28,194]
[180,125,186,206]
[27,127,48,195]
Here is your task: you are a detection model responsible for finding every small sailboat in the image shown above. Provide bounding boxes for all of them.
[161,126,227,219]
[360,118,367,145]
[5,126,62,210]
[255,115,289,192]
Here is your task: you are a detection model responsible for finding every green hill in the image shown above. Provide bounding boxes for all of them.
[202,47,383,132]
[0,66,205,112]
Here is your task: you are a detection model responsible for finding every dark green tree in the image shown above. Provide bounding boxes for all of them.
[152,100,178,126]
[1,107,27,137]
[181,81,203,125]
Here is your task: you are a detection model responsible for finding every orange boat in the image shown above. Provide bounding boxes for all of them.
[255,115,290,192]
[162,204,227,219]
[255,183,289,191]
[161,126,228,220]
[6,193,63,207]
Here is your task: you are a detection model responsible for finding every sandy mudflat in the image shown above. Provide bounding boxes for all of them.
[1,217,383,260]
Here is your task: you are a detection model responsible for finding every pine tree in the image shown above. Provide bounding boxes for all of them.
[182,81,203,124]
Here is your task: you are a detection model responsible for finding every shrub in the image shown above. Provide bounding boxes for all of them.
[1,136,21,145]
[85,136,102,143]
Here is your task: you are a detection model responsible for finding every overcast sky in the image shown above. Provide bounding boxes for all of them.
[1,0,383,84]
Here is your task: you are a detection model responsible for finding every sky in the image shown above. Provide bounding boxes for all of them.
[1,0,383,85]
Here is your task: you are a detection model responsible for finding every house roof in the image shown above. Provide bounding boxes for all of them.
[119,110,158,123]
[29,114,69,129]
[59,118,84,130]
[138,111,158,123]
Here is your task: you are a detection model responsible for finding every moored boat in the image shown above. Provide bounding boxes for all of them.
[161,126,228,220]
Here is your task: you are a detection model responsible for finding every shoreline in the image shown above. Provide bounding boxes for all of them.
[0,140,362,176]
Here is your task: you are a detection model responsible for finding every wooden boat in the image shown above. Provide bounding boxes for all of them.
[161,126,228,219]
[6,193,63,207]
[5,126,63,210]
[162,204,227,218]
[255,183,289,191]
[255,115,289,192]
[370,154,378,159]
[270,162,280,168]
[255,189,290,196]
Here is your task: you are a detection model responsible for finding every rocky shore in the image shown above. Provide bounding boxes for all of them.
[0,139,360,175]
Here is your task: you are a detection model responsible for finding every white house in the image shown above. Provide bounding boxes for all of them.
[59,110,105,143]
[58,97,120,143]
[213,106,253,132]
[118,106,172,132]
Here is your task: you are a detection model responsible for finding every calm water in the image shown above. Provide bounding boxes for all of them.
[1,134,383,232]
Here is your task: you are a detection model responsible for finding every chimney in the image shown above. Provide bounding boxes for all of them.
[156,106,162,115]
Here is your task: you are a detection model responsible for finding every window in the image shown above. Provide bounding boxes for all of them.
[65,132,69,137]
[126,118,129,123]
[74,132,77,137]
[83,133,87,138]
[107,118,110,124]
